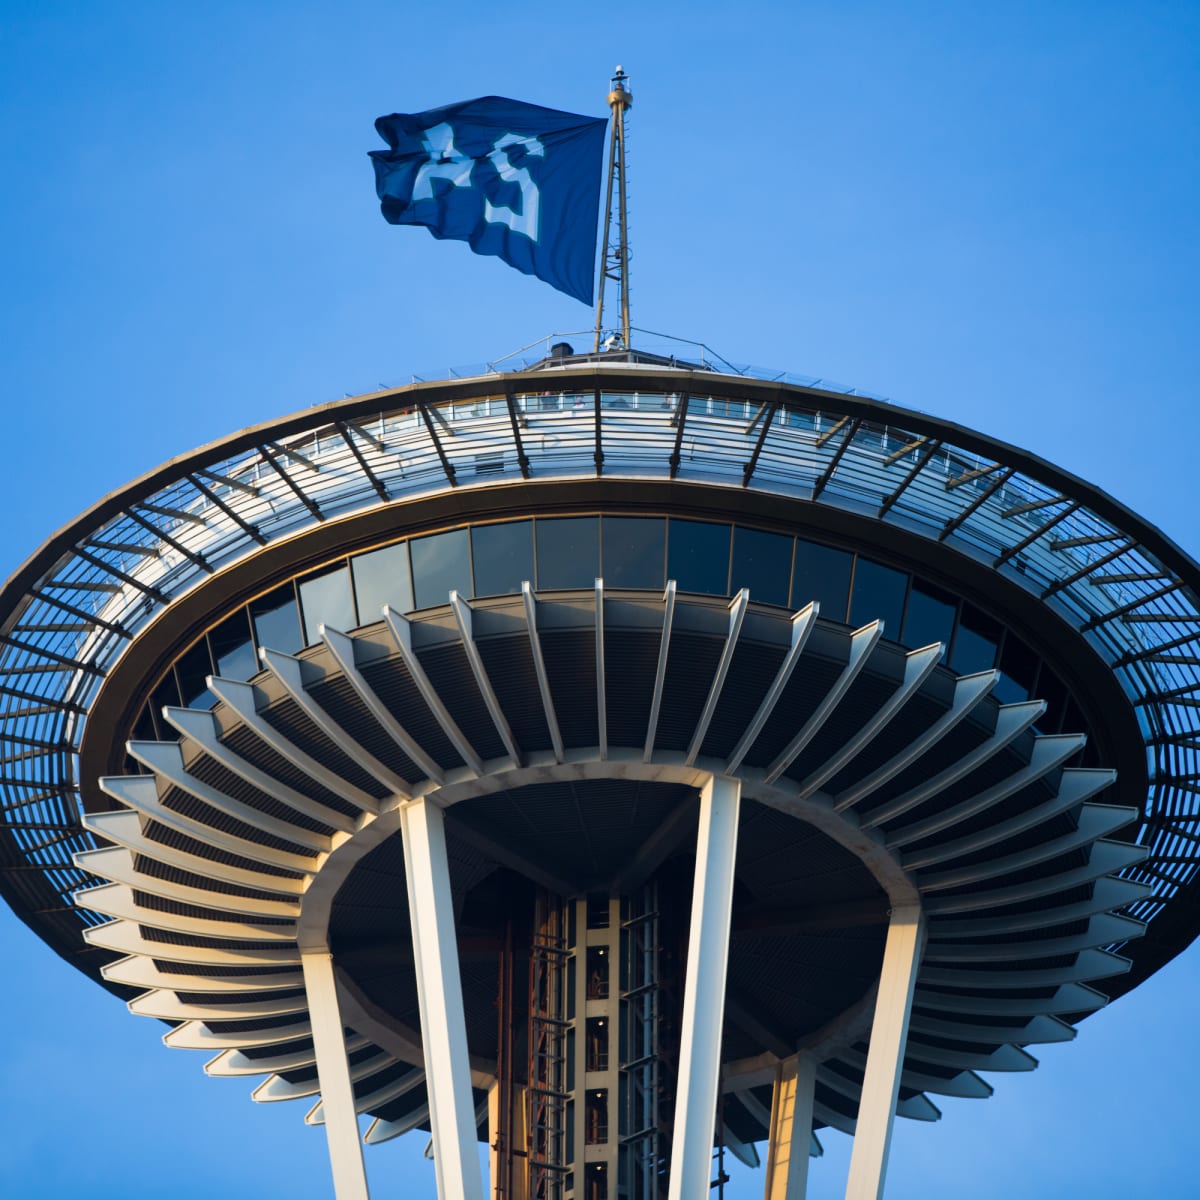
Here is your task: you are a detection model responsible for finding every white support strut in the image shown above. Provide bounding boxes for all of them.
[764,1053,816,1200]
[400,796,485,1200]
[300,950,371,1200]
[668,774,742,1200]
[844,902,926,1200]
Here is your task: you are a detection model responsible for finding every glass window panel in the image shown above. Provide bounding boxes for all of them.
[176,639,215,709]
[298,566,356,644]
[472,520,535,597]
[902,578,957,658]
[951,602,1002,674]
[1037,669,1069,734]
[1000,635,1040,694]
[209,609,257,681]
[352,543,413,621]
[667,519,730,596]
[731,527,792,606]
[791,539,853,621]
[849,557,908,634]
[411,528,472,609]
[250,584,303,655]
[601,517,665,589]
[536,517,600,589]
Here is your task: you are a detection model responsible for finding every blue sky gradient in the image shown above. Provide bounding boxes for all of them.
[1,3,1198,1196]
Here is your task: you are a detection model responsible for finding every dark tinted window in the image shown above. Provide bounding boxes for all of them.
[250,584,303,654]
[352,543,413,620]
[849,558,908,634]
[902,578,957,658]
[667,519,730,595]
[411,529,472,609]
[176,639,215,709]
[1037,668,1069,733]
[791,539,853,621]
[731,527,792,606]
[209,609,257,681]
[536,517,600,589]
[602,517,665,589]
[951,602,1002,674]
[472,521,534,596]
[298,566,356,643]
[996,635,1040,704]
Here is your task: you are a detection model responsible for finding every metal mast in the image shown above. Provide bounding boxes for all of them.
[594,66,633,352]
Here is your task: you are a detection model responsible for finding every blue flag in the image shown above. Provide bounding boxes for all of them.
[370,97,607,305]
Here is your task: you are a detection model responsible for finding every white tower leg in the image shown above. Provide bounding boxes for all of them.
[764,1052,816,1200]
[300,950,371,1200]
[844,902,925,1200]
[668,774,742,1200]
[401,796,486,1200]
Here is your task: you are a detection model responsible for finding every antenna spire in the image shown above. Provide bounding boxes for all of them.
[594,66,633,352]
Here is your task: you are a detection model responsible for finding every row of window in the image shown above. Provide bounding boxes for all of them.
[134,515,1091,751]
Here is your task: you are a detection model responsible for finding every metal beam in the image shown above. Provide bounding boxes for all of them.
[301,951,372,1200]
[844,902,924,1200]
[669,775,741,1200]
[400,797,485,1200]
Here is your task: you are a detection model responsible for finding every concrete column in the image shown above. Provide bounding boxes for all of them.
[401,796,485,1200]
[668,775,742,1200]
[764,1053,816,1200]
[300,950,371,1200]
[844,902,925,1200]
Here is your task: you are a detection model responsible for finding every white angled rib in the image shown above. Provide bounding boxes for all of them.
[919,947,1130,989]
[259,646,411,796]
[595,578,608,760]
[685,589,749,767]
[448,591,522,766]
[253,1050,397,1102]
[832,670,998,811]
[84,807,308,894]
[126,740,330,851]
[884,733,1087,850]
[383,606,485,775]
[129,989,310,1021]
[205,1035,370,1077]
[794,642,942,799]
[83,918,300,966]
[928,873,1151,938]
[103,956,303,994]
[306,1064,426,1123]
[902,768,1117,870]
[76,845,300,919]
[76,882,297,942]
[764,621,884,786]
[165,1019,314,1051]
[207,676,380,813]
[857,699,1045,831]
[161,705,357,832]
[98,774,316,873]
[521,582,564,762]
[725,601,817,775]
[643,580,677,762]
[912,982,1108,1017]
[916,803,1135,891]
[923,911,1146,962]
[364,1103,432,1145]
[321,626,444,785]
[906,1012,1075,1046]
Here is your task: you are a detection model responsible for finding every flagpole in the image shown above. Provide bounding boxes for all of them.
[594,67,633,352]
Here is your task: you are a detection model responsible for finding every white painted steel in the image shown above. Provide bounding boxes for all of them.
[301,951,371,1200]
[844,903,925,1200]
[643,579,677,762]
[399,796,485,1200]
[668,775,742,1200]
[763,1053,816,1200]
[383,606,485,775]
[684,589,749,766]
[725,602,817,774]
[520,581,564,762]
[447,591,522,766]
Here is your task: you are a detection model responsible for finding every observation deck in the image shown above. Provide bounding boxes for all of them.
[2,346,1198,1197]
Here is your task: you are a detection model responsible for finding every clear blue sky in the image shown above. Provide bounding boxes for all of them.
[2,2,1198,1197]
